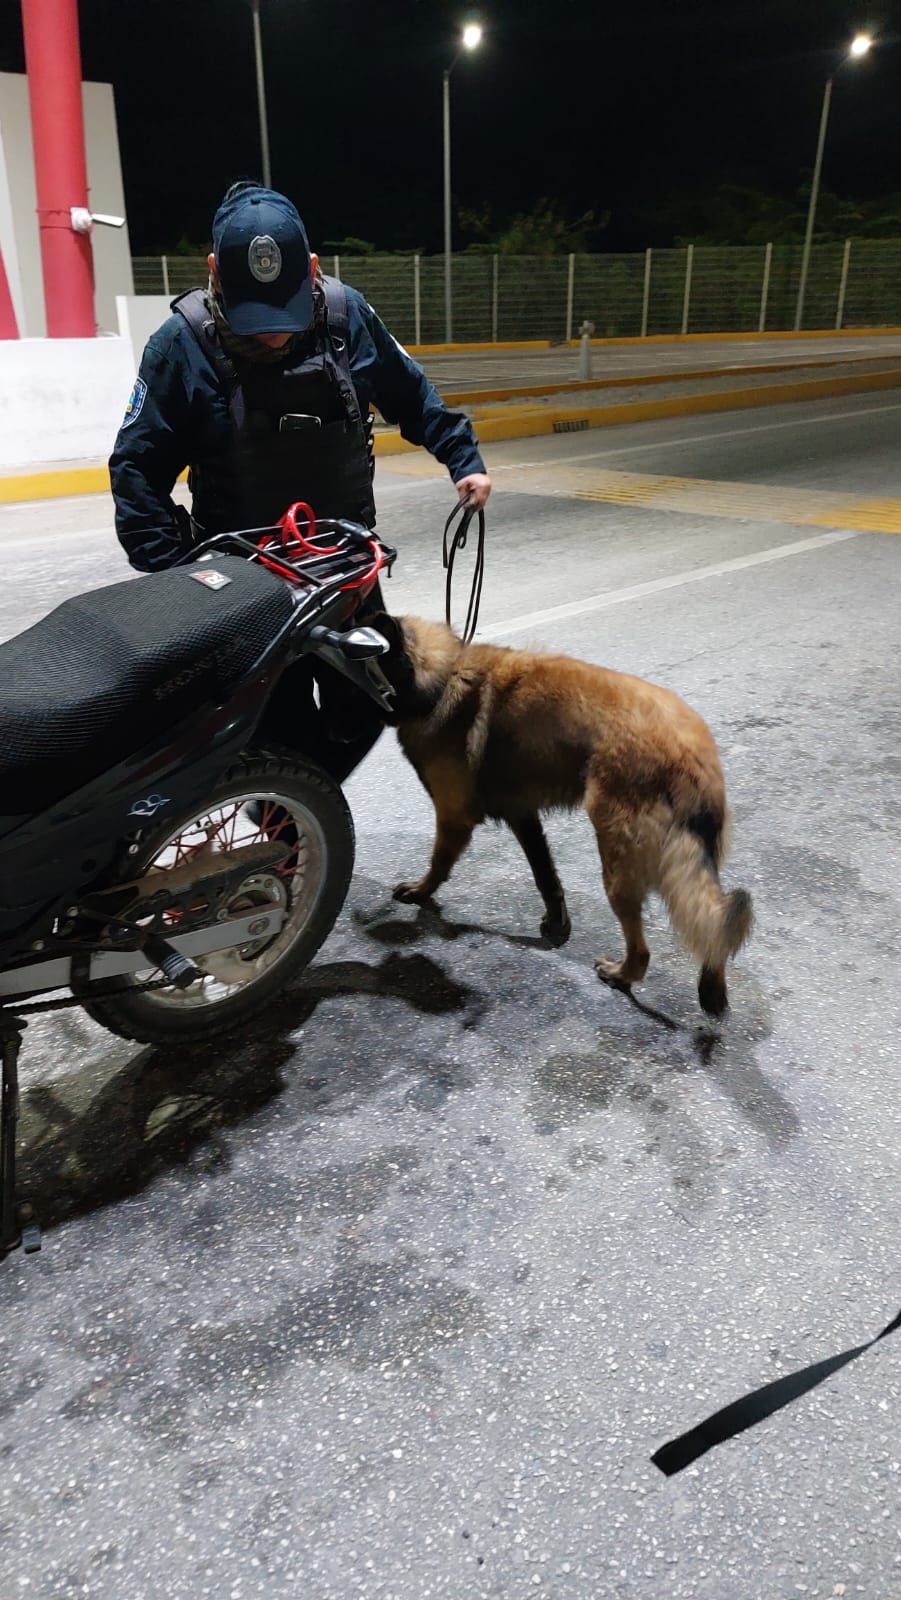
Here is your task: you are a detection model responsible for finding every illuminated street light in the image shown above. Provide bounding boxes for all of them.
[795,34,874,329]
[444,23,485,341]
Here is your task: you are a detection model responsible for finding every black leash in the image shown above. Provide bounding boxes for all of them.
[443,500,486,644]
[652,1302,901,1476]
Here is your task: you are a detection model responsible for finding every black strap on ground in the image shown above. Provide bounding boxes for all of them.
[443,500,486,644]
[652,1303,901,1476]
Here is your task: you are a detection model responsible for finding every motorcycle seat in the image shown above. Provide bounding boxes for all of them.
[0,556,294,815]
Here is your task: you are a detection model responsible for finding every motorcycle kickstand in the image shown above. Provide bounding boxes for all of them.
[0,1014,41,1261]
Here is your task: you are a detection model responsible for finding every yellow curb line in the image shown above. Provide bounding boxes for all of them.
[402,328,901,355]
[5,367,901,501]
[0,465,114,503]
[374,367,901,453]
[565,326,901,348]
[443,352,901,407]
[407,339,551,354]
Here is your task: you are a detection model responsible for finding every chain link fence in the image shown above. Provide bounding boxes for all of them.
[131,240,901,343]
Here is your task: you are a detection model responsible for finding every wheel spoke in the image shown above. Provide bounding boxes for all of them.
[118,787,325,1011]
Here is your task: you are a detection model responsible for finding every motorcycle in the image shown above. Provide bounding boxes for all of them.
[0,504,397,1258]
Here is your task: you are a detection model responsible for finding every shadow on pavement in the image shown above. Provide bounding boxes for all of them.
[15,951,483,1239]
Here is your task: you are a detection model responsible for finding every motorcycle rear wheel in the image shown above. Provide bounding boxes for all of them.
[78,753,354,1045]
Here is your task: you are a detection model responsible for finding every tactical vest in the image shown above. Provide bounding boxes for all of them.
[173,278,376,537]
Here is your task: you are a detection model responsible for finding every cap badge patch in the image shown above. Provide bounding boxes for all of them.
[248,235,282,283]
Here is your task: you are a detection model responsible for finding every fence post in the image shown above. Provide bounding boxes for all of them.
[161,254,170,297]
[565,251,575,343]
[681,244,694,335]
[333,254,340,279]
[641,247,652,337]
[491,254,499,343]
[413,253,422,345]
[578,319,594,380]
[758,241,773,332]
[835,238,852,330]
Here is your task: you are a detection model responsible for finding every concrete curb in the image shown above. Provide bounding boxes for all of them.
[4,362,901,501]
[373,365,901,455]
[407,339,550,354]
[442,351,901,407]
[0,465,114,503]
[565,325,901,349]
[405,327,901,356]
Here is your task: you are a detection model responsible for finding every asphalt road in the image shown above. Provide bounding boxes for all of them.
[422,334,901,394]
[1,392,899,1600]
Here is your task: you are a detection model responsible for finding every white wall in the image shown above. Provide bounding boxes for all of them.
[0,337,136,468]
[0,72,134,338]
[84,80,134,333]
[0,74,39,338]
[116,295,173,371]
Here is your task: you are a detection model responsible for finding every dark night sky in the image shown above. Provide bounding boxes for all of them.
[2,0,900,253]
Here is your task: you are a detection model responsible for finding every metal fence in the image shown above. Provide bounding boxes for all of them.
[132,240,901,344]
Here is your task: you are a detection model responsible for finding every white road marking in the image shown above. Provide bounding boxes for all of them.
[491,528,861,637]
[488,400,901,472]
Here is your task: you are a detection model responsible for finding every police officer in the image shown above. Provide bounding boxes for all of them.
[110,181,491,777]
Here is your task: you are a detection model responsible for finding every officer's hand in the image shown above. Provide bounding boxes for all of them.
[455,473,491,510]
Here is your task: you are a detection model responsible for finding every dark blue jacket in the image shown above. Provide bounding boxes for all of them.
[109,285,485,572]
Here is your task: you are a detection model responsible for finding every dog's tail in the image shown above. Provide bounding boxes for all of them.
[658,807,753,1013]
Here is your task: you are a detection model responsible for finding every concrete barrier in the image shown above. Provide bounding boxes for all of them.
[116,294,171,370]
[0,336,135,469]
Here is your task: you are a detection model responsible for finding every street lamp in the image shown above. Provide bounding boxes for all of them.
[250,0,273,188]
[443,22,484,342]
[794,32,873,330]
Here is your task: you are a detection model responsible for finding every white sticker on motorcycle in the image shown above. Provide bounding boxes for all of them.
[190,570,232,590]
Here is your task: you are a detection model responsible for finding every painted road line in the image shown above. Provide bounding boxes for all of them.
[6,380,901,506]
[376,399,901,485]
[467,460,901,536]
[566,469,901,534]
[492,529,861,639]
[467,368,901,447]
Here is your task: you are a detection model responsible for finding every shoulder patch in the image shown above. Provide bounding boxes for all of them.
[121,376,148,429]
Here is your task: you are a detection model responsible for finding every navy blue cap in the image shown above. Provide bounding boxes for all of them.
[211,186,314,336]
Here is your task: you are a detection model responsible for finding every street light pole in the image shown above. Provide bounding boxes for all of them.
[443,67,453,342]
[794,76,832,331]
[443,22,483,344]
[794,33,872,331]
[250,0,273,188]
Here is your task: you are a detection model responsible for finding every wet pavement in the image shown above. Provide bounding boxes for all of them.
[1,392,899,1599]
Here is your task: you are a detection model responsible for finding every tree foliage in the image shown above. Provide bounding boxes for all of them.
[658,183,901,245]
[458,198,610,254]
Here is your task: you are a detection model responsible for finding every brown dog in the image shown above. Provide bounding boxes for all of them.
[374,615,753,1016]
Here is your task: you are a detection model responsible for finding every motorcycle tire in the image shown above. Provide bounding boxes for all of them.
[77,753,355,1046]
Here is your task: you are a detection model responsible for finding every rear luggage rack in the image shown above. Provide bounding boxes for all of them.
[185,503,395,605]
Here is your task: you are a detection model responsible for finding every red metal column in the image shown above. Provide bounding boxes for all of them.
[0,244,19,338]
[21,0,95,337]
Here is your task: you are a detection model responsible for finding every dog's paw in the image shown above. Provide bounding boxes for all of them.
[698,965,729,1018]
[540,913,572,948]
[393,881,431,906]
[594,956,632,992]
